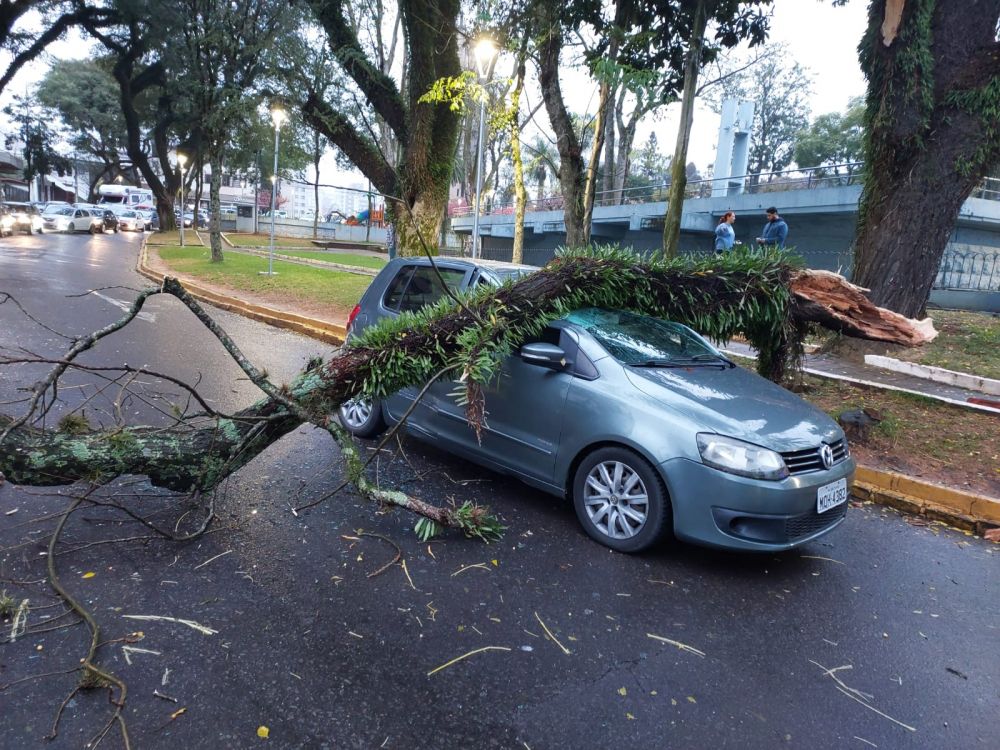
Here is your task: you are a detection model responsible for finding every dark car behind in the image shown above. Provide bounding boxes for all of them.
[100,209,120,233]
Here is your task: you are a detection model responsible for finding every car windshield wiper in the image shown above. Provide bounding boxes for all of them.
[672,353,737,368]
[628,359,687,368]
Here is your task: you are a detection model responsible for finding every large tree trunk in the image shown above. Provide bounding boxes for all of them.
[302,0,461,257]
[851,0,1000,317]
[208,158,224,262]
[510,47,529,264]
[662,0,708,258]
[536,8,587,247]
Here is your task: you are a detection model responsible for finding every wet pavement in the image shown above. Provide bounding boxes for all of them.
[1,232,998,749]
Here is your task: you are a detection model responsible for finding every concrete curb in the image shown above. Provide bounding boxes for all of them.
[853,466,1000,535]
[864,354,1000,396]
[136,240,346,345]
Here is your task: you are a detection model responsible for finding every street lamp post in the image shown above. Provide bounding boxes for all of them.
[177,153,187,247]
[265,107,288,277]
[471,38,499,259]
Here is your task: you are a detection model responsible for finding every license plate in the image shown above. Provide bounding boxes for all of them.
[817,478,848,514]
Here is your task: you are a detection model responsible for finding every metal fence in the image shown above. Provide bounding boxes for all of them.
[933,247,1000,292]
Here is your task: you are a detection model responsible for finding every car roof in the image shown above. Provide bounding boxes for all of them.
[388,256,539,274]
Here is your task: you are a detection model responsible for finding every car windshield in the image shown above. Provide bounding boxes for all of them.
[566,308,724,366]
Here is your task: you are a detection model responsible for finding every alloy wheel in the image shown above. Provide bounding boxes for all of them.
[340,398,373,429]
[582,460,649,539]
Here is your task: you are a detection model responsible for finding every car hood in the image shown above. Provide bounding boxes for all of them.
[623,363,842,452]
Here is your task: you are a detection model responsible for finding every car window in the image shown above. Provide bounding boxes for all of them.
[566,308,717,365]
[396,266,466,313]
[382,267,415,310]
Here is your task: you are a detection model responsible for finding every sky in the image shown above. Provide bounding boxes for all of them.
[638,0,870,173]
[0,0,872,188]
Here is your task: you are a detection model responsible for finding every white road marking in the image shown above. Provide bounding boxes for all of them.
[90,291,156,323]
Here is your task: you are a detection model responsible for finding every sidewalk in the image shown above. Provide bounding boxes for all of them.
[136,242,999,536]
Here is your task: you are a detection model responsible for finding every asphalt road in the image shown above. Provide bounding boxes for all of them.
[1,231,998,749]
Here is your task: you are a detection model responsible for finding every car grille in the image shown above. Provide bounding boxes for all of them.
[785,501,848,540]
[781,439,849,475]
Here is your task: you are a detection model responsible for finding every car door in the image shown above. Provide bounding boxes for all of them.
[377,263,472,436]
[429,324,592,484]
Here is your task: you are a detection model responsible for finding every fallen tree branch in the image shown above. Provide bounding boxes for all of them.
[1,248,932,538]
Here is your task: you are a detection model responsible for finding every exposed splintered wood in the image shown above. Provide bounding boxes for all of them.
[789,270,937,346]
[0,252,932,506]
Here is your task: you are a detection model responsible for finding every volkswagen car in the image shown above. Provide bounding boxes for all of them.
[339,257,854,554]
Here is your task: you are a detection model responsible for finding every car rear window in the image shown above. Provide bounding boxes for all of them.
[383,265,467,313]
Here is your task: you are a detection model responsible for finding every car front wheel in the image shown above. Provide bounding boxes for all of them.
[338,397,387,438]
[68,222,75,232]
[572,447,670,553]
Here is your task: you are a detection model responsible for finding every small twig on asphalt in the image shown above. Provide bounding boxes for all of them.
[534,612,571,655]
[122,615,218,635]
[451,562,490,577]
[426,646,512,677]
[193,549,233,570]
[646,633,706,658]
[359,532,402,578]
[810,660,916,733]
[153,690,178,703]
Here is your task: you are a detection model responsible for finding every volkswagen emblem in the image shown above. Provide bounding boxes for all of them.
[820,444,835,469]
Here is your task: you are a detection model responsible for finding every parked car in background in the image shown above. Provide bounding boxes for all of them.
[114,209,144,232]
[0,205,15,237]
[2,202,44,234]
[41,206,103,234]
[99,209,119,233]
[135,208,158,231]
[339,257,855,554]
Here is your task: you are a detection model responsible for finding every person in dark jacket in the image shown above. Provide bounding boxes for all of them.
[757,207,788,249]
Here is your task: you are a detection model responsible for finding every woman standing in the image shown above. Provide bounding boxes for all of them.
[714,211,736,253]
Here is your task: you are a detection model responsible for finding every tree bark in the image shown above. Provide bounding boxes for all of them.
[536,7,587,247]
[852,0,1000,317]
[662,0,708,258]
[510,46,529,264]
[304,0,461,257]
[208,158,223,262]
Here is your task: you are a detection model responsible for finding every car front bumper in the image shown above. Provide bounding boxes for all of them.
[660,456,856,552]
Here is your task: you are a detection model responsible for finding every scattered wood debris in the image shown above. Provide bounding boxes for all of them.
[426,646,512,677]
[647,633,706,658]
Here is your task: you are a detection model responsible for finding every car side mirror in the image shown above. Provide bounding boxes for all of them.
[520,342,567,371]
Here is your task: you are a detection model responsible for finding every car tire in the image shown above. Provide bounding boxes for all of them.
[68,222,75,232]
[338,397,387,438]
[572,447,670,553]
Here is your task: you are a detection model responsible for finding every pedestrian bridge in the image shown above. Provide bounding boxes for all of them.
[448,165,1000,281]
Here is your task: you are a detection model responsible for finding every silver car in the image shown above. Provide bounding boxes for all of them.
[340,258,855,553]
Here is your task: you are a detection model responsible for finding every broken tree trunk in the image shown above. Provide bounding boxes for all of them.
[0,249,932,522]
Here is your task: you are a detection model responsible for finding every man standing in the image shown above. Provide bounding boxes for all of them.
[757,207,788,249]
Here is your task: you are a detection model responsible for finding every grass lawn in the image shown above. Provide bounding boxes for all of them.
[156,245,373,312]
[278,250,386,270]
[802,375,1000,497]
[916,309,1000,381]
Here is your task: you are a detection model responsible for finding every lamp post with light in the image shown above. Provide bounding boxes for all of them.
[177,153,187,247]
[265,107,287,277]
[471,37,498,259]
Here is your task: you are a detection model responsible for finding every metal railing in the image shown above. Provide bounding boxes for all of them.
[934,247,1000,292]
[450,163,1000,219]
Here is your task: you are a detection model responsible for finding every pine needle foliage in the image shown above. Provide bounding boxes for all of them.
[343,246,803,416]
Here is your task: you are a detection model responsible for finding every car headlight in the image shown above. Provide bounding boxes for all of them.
[696,433,789,481]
